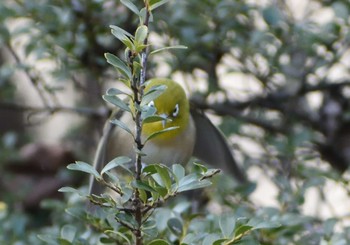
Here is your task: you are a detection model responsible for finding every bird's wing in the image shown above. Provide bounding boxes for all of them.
[191,108,247,183]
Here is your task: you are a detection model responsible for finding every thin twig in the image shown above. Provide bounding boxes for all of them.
[5,43,58,110]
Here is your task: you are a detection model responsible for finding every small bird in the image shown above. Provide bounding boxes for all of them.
[89,78,247,195]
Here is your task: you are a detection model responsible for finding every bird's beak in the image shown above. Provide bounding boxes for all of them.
[159,113,169,128]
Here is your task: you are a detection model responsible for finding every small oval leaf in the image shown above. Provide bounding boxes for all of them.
[67,161,100,179]
[144,126,179,143]
[135,25,148,44]
[120,0,140,15]
[101,156,132,175]
[110,118,133,136]
[167,217,183,236]
[103,94,131,112]
[105,53,132,78]
[147,239,170,245]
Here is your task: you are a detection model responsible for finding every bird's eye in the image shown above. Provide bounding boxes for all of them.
[172,104,179,117]
[148,101,155,107]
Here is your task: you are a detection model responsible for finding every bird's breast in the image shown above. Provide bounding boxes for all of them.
[141,115,196,165]
[108,113,196,166]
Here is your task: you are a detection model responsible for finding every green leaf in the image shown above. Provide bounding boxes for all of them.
[153,185,168,197]
[120,0,140,15]
[101,156,131,175]
[141,103,157,121]
[144,126,179,143]
[172,164,185,180]
[323,218,337,238]
[193,162,208,173]
[58,187,86,196]
[203,234,222,245]
[103,94,131,112]
[150,45,187,55]
[110,25,134,50]
[106,87,131,97]
[262,6,282,26]
[234,225,253,238]
[131,180,157,193]
[247,217,281,230]
[143,115,166,124]
[135,25,148,45]
[67,161,100,179]
[143,164,158,175]
[120,187,133,204]
[133,61,142,76]
[0,25,10,43]
[57,239,71,245]
[167,217,183,236]
[177,174,212,192]
[147,239,170,245]
[141,84,167,106]
[60,225,76,243]
[110,118,133,136]
[116,212,137,229]
[105,53,132,78]
[212,239,230,245]
[154,164,172,189]
[219,214,236,238]
[37,234,59,245]
[149,0,171,10]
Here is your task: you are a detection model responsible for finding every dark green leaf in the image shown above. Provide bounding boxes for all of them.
[154,164,172,189]
[234,225,253,238]
[147,239,170,245]
[167,217,183,236]
[212,239,229,245]
[143,164,158,175]
[131,180,157,193]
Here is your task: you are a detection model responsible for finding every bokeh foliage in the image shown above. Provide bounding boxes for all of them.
[1,0,350,244]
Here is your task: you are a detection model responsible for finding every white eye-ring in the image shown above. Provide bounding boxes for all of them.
[148,101,155,107]
[172,104,179,117]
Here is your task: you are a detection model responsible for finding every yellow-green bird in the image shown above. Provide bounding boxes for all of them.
[89,78,247,195]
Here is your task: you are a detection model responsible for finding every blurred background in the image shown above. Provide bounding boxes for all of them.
[1,0,350,244]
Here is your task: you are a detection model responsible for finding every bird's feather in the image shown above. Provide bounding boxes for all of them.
[191,108,247,183]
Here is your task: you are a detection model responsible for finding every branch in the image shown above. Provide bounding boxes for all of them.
[191,80,350,134]
[0,102,107,119]
[5,44,59,110]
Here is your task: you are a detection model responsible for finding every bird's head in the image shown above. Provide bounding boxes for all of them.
[142,78,190,142]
